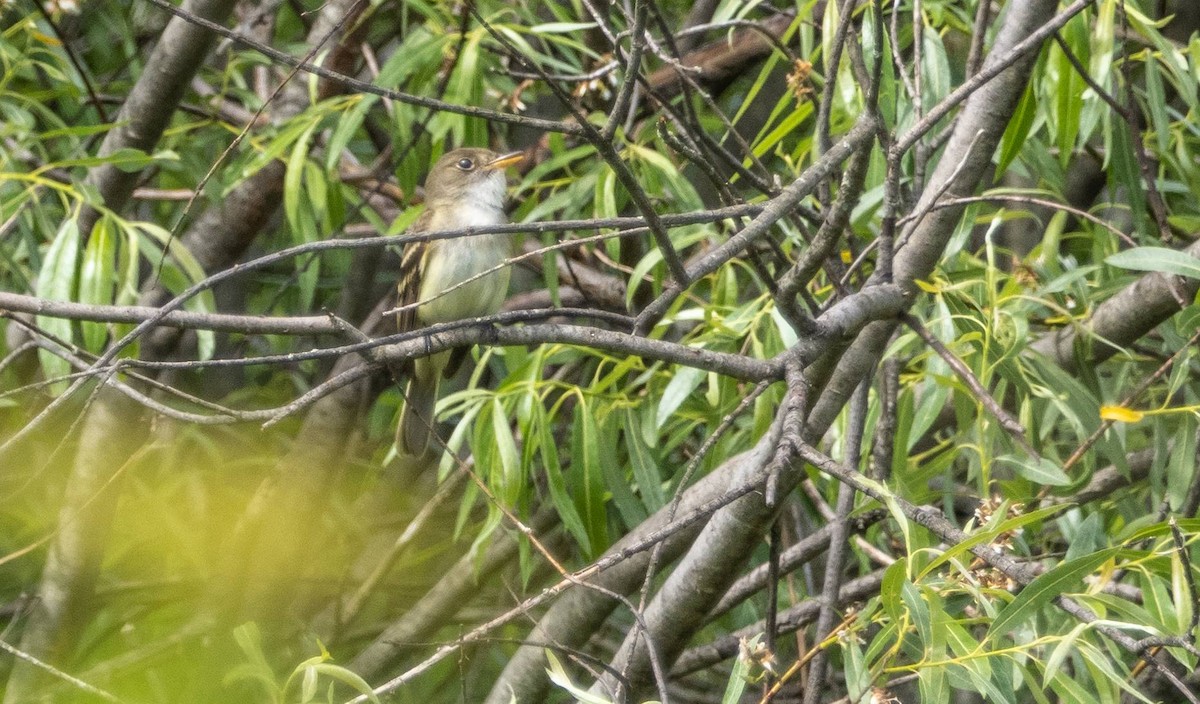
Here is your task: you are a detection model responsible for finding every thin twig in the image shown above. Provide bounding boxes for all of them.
[893,0,1095,157]
[1058,328,1200,478]
[900,312,1038,458]
[137,0,581,134]
[0,639,120,703]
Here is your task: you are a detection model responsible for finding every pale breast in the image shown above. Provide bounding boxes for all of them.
[417,204,513,324]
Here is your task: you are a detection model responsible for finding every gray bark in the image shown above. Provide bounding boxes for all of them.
[809,0,1061,437]
[480,449,768,704]
[1030,238,1200,373]
[79,0,239,239]
[588,1,1062,699]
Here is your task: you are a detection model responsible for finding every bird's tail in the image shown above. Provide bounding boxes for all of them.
[397,371,438,458]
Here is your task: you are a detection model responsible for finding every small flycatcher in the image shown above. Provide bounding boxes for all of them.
[395,147,523,456]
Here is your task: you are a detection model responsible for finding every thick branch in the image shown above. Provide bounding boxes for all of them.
[808,0,1063,439]
[80,0,238,234]
[1031,237,1200,372]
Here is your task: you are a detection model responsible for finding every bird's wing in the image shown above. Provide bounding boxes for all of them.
[396,209,432,334]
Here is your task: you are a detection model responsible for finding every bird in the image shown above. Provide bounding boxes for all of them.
[394,147,524,457]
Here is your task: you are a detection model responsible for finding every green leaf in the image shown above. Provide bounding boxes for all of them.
[750,102,813,160]
[1006,455,1072,487]
[720,637,749,704]
[656,365,704,430]
[308,663,380,703]
[53,147,169,172]
[902,580,931,646]
[917,659,949,704]
[988,548,1123,640]
[491,396,521,506]
[1106,247,1200,280]
[996,80,1038,177]
[545,650,613,704]
[1144,55,1170,157]
[919,504,1068,579]
[324,95,371,174]
[299,665,317,702]
[599,414,646,528]
[79,214,117,352]
[1107,114,1148,237]
[35,217,81,384]
[624,409,665,511]
[1140,569,1178,634]
[530,21,597,33]
[881,558,909,622]
[573,400,609,552]
[129,221,217,360]
[539,402,590,553]
[1053,16,1086,167]
[906,380,948,452]
[1044,623,1089,685]
[920,25,951,114]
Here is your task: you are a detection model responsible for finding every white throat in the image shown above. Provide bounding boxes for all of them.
[428,173,507,228]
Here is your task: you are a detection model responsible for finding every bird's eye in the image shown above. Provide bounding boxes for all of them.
[456,158,475,171]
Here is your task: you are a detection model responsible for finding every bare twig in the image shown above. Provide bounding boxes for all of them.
[0,640,120,703]
[137,0,582,134]
[893,0,1096,157]
[900,312,1038,458]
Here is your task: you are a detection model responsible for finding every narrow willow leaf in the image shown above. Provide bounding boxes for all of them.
[300,665,317,702]
[1108,116,1148,237]
[491,397,521,506]
[988,548,1123,640]
[545,650,613,704]
[324,95,371,174]
[881,558,908,622]
[656,365,704,430]
[599,414,646,528]
[624,409,665,511]
[529,21,597,33]
[1053,16,1087,167]
[720,637,750,704]
[918,664,949,704]
[996,80,1038,177]
[1106,247,1200,280]
[574,400,609,552]
[35,218,80,384]
[79,215,116,352]
[921,26,952,113]
[1043,623,1089,686]
[919,504,1068,579]
[309,664,379,704]
[1144,56,1170,157]
[1006,456,1072,486]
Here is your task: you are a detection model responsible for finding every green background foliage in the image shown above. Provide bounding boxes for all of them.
[1,0,1199,703]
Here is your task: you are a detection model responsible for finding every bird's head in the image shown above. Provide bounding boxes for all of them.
[423,147,524,211]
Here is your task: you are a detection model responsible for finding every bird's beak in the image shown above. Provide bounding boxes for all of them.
[484,151,525,170]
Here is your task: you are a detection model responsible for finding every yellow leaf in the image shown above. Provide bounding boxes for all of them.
[914,279,942,294]
[839,249,853,264]
[1100,405,1144,423]
[32,31,61,46]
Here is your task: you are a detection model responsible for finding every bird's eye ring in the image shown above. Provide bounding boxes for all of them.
[456,158,475,171]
